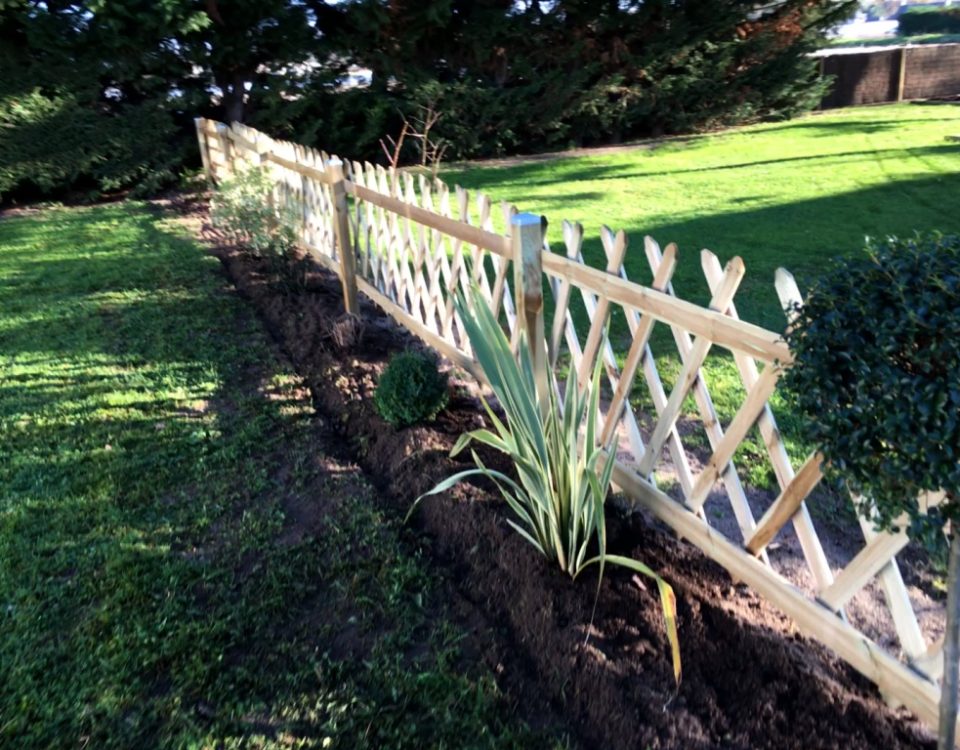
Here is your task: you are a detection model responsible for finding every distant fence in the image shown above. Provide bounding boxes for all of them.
[196,117,953,739]
[818,43,960,108]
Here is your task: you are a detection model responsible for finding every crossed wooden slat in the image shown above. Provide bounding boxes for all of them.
[545,225,645,465]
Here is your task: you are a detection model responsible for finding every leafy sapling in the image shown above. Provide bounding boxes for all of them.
[210,165,303,285]
[782,234,960,749]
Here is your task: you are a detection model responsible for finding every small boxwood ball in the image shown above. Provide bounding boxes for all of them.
[375,350,450,427]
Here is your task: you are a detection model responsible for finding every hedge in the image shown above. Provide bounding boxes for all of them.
[898,6,960,35]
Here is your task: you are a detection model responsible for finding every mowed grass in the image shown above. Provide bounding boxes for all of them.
[448,103,960,332]
[0,204,556,749]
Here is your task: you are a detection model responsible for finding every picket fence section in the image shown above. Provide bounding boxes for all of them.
[196,117,951,736]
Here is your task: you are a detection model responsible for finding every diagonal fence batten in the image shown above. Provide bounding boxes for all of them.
[195,118,953,739]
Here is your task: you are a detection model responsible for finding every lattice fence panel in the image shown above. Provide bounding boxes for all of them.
[194,117,952,736]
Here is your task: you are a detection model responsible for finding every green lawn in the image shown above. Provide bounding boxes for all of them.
[0,204,555,749]
[448,103,960,334]
[825,33,960,47]
[447,103,960,487]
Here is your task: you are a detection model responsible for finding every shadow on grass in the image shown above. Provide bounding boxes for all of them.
[599,171,958,330]
[507,172,960,337]
[520,173,957,488]
[450,143,960,192]
[0,203,544,749]
[0,204,310,743]
[729,115,960,135]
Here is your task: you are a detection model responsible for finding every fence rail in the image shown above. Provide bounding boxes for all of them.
[195,117,953,739]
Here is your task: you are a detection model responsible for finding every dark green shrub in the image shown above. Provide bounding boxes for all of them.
[375,351,449,427]
[0,86,183,202]
[782,234,960,538]
[899,6,960,35]
[781,233,960,747]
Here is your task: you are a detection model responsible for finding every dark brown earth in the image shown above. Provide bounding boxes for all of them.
[176,195,935,750]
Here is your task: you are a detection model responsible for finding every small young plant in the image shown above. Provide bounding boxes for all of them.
[210,166,303,284]
[375,350,450,428]
[411,290,681,685]
[782,234,960,749]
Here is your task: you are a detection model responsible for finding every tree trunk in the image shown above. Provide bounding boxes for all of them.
[939,530,960,750]
[216,70,248,125]
[224,97,242,124]
[223,82,245,124]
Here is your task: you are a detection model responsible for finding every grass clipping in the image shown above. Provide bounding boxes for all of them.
[410,289,681,685]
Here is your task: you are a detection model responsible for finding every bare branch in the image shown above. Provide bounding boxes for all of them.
[378,120,410,169]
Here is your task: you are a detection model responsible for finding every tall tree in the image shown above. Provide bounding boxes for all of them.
[341,0,858,157]
[1,0,858,199]
[0,0,344,199]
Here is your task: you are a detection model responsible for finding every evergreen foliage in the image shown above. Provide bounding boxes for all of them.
[0,0,343,201]
[1,0,856,201]
[782,234,960,549]
[375,350,449,427]
[899,6,960,35]
[347,0,856,159]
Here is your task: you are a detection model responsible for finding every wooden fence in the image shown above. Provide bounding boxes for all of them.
[816,43,960,108]
[195,117,953,739]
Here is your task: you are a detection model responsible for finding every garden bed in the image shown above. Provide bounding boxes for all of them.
[182,197,936,750]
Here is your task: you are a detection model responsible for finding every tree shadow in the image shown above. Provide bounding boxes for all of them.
[0,203,325,743]
[450,143,960,194]
[596,171,959,331]
[733,114,960,136]
[494,171,959,340]
[0,202,545,748]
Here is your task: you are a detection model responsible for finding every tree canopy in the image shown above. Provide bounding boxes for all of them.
[0,0,857,200]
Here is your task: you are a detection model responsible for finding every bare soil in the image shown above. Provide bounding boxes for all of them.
[177,195,935,750]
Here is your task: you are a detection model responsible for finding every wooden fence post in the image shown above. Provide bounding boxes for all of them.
[328,158,359,315]
[512,212,549,414]
[252,133,271,167]
[216,123,233,178]
[896,47,908,102]
[194,118,212,184]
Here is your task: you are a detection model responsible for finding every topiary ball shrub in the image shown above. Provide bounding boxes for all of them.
[783,235,960,749]
[781,233,960,542]
[375,350,449,428]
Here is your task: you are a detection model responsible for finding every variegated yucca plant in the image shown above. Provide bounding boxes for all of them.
[411,289,681,684]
